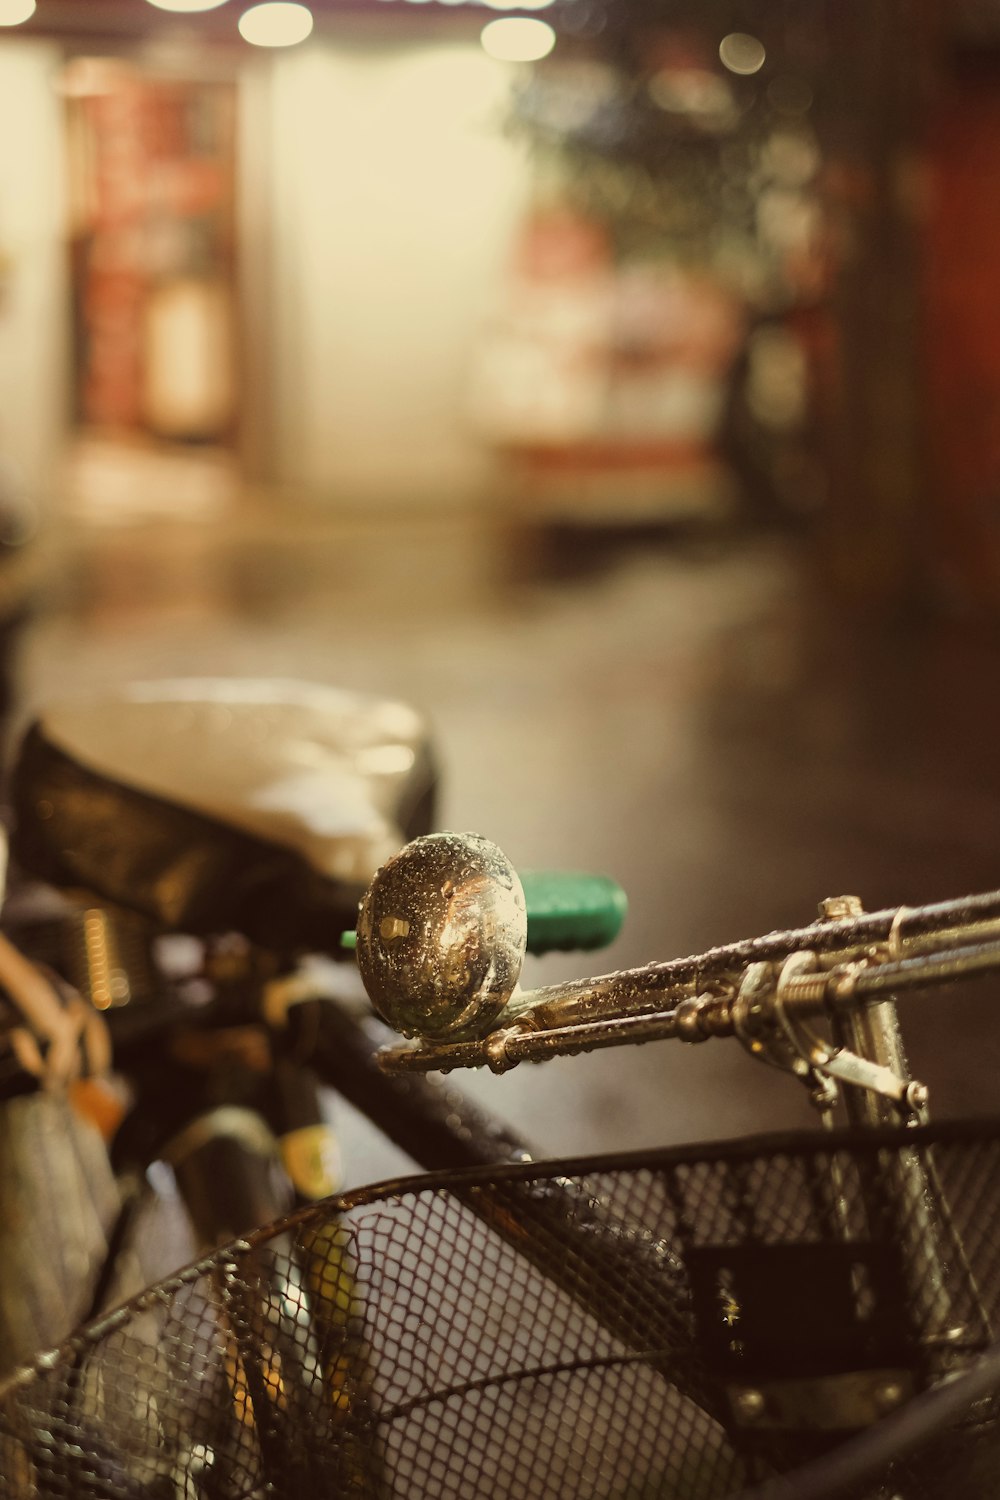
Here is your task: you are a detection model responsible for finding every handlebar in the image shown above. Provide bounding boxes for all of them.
[376,933,1000,1074]
[360,836,1000,1112]
[9,823,997,1128]
[339,866,627,958]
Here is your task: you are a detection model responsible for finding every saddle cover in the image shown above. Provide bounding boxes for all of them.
[10,678,437,952]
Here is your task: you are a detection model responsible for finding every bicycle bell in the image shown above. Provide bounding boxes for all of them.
[356,831,527,1042]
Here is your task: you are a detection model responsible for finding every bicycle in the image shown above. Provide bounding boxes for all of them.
[0,677,433,1357]
[0,679,627,1374]
[5,819,1000,1496]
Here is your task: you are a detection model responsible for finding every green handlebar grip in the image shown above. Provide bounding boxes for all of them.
[522,870,627,955]
[344,869,627,955]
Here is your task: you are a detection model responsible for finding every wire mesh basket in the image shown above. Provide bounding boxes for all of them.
[3,1120,1000,1500]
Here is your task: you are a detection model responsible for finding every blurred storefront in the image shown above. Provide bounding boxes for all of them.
[237,36,530,509]
[922,20,1000,616]
[63,58,238,443]
[0,8,843,538]
[0,39,67,512]
[1,24,537,516]
[467,203,747,526]
[0,7,827,530]
[4,0,1000,616]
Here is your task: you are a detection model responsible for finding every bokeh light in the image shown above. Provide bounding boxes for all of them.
[0,0,36,24]
[648,67,738,131]
[238,2,313,46]
[480,18,556,62]
[144,0,229,11]
[719,33,766,76]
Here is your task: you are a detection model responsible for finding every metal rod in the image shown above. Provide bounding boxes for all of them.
[538,890,1000,1002]
[378,921,1000,1075]
[488,900,1000,1038]
[381,1007,707,1074]
[842,939,1000,999]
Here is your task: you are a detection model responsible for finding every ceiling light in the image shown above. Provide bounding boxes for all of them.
[0,0,36,24]
[480,17,556,62]
[144,0,229,11]
[239,2,313,45]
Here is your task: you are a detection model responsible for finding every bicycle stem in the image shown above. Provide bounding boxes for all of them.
[813,899,989,1382]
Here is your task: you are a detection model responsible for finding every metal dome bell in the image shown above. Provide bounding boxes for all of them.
[356,831,527,1042]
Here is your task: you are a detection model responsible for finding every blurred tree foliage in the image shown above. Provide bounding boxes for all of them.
[508,0,945,595]
[508,0,830,310]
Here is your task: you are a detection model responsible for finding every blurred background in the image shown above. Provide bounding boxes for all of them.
[2,0,1000,1174]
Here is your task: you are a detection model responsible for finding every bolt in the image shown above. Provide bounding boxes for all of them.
[484,1031,513,1073]
[828,968,859,1004]
[783,972,829,1006]
[379,915,411,942]
[674,1000,709,1043]
[906,1081,930,1113]
[732,1388,766,1422]
[819,895,864,921]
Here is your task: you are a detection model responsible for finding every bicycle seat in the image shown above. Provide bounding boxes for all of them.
[10,678,437,952]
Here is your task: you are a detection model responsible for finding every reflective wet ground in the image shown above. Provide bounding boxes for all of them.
[11,440,1000,1188]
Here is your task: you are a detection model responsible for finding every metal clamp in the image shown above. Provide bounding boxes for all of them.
[731,950,928,1118]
